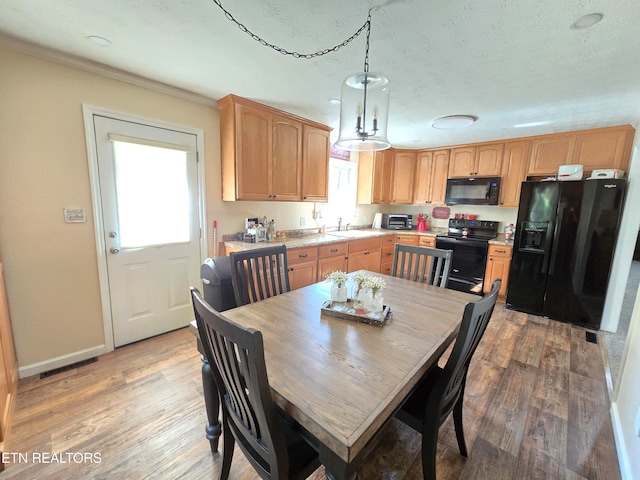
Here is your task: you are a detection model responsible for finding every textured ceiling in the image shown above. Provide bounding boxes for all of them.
[2,0,640,148]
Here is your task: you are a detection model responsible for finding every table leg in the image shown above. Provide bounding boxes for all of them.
[320,447,358,480]
[200,353,221,454]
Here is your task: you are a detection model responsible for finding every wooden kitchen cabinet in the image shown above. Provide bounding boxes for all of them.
[419,236,436,247]
[499,141,530,208]
[380,235,396,275]
[0,255,18,462]
[527,126,634,177]
[317,242,348,281]
[301,125,330,202]
[396,234,419,246]
[528,135,576,176]
[347,237,382,273]
[448,143,503,177]
[391,150,416,204]
[357,149,393,204]
[219,94,331,202]
[287,246,318,290]
[374,150,394,204]
[483,244,512,296]
[573,127,632,171]
[357,148,416,205]
[413,149,450,205]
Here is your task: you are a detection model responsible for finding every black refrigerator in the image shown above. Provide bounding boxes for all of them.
[506,178,626,329]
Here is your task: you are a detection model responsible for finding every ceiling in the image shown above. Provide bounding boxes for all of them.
[2,0,640,149]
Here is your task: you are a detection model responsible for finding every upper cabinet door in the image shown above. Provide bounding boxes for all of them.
[272,115,302,201]
[236,104,272,200]
[430,150,450,205]
[499,141,530,208]
[302,125,330,202]
[391,151,416,204]
[475,143,504,176]
[528,136,576,176]
[372,150,394,204]
[573,128,631,171]
[413,150,433,204]
[448,147,476,177]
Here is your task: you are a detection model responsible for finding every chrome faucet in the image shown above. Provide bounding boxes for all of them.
[337,217,342,231]
[345,223,351,231]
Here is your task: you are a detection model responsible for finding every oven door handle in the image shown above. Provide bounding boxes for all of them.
[436,236,488,248]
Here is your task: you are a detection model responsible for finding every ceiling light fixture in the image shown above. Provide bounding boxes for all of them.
[432,115,478,129]
[571,13,604,29]
[335,9,390,152]
[211,0,390,151]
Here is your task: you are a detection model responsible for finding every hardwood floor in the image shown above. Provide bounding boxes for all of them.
[3,302,620,479]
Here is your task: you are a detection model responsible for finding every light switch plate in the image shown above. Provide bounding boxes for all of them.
[64,208,86,223]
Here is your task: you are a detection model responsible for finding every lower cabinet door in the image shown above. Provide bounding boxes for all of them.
[317,256,348,282]
[484,256,510,295]
[288,261,318,290]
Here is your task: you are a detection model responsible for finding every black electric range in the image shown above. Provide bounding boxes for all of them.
[436,219,498,295]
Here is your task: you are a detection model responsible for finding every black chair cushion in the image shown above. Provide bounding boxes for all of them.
[396,366,443,431]
[281,416,319,478]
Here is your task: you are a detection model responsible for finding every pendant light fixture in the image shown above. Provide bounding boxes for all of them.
[211,1,390,150]
[335,10,391,152]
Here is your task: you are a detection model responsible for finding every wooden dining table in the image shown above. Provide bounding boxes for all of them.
[191,270,478,480]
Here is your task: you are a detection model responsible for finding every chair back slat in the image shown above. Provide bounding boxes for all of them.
[391,244,453,288]
[230,246,290,306]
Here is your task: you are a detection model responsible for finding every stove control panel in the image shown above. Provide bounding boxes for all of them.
[447,219,498,239]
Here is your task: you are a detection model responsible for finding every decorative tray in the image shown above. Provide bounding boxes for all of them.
[321,299,391,327]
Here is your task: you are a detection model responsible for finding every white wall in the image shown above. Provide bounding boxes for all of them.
[612,287,640,479]
[601,142,640,333]
[611,127,640,479]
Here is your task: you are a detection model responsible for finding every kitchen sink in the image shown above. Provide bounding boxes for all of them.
[326,230,380,239]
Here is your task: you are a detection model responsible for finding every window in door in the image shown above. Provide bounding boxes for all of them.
[111,140,191,248]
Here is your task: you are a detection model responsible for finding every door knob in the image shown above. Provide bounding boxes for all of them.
[110,247,120,254]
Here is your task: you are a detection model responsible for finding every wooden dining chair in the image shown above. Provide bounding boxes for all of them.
[395,279,501,480]
[391,244,453,287]
[230,245,290,306]
[191,288,320,480]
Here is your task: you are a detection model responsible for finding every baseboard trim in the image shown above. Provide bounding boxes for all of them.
[611,402,632,480]
[19,344,107,379]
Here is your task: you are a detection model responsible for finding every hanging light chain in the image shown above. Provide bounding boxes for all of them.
[363,11,372,73]
[212,0,372,59]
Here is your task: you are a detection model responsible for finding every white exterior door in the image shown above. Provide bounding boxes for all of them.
[93,115,202,347]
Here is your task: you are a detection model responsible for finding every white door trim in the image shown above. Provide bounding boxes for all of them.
[82,104,207,352]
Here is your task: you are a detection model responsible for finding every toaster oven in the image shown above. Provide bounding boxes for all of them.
[381,214,412,230]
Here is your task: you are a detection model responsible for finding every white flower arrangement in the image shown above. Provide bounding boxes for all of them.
[352,271,369,288]
[326,270,348,287]
[362,275,386,294]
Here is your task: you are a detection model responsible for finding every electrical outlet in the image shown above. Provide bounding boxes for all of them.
[299,217,306,227]
[364,215,369,223]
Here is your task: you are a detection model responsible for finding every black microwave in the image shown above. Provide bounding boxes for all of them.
[381,214,412,230]
[445,177,501,205]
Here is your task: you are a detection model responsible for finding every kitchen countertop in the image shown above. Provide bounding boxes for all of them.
[224,228,514,252]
